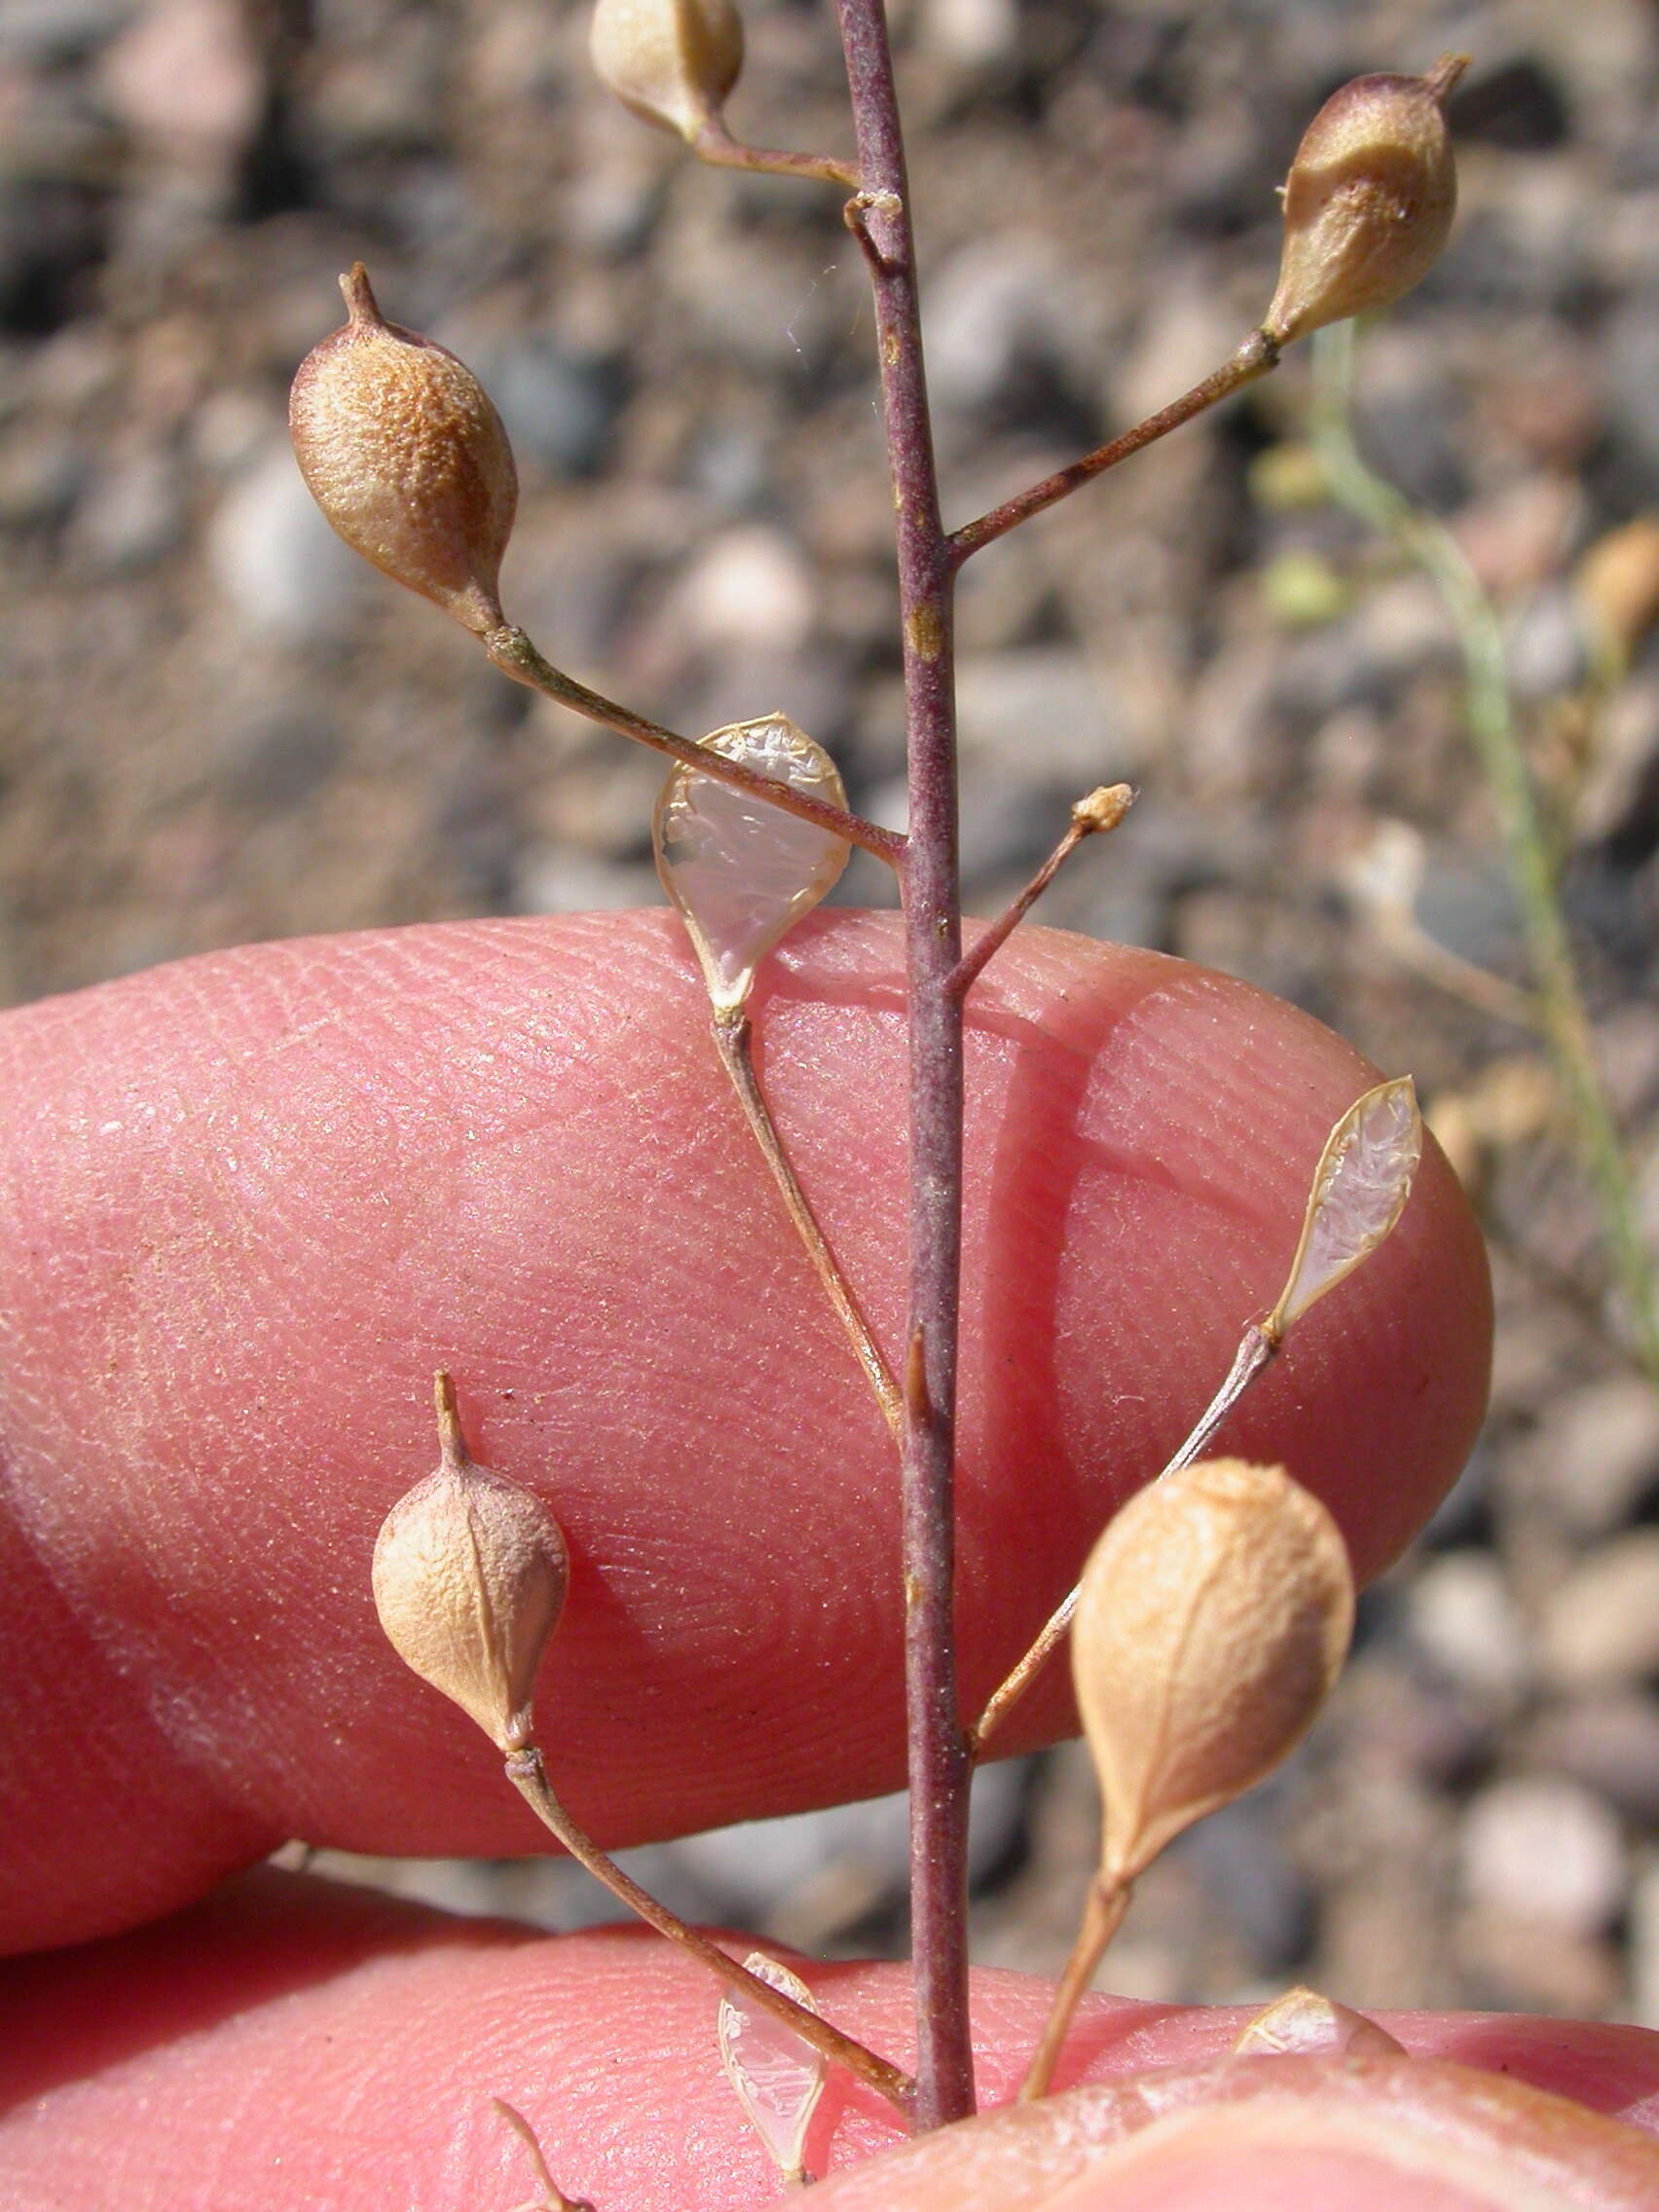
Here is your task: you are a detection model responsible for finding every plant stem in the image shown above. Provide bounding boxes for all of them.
[946,785,1134,1001]
[1017,1875,1128,2101]
[835,0,975,2130]
[969,1323,1277,1757]
[1311,323,1659,1383]
[504,1746,915,2117]
[948,332,1279,568]
[711,1008,902,1437]
[693,115,860,190]
[483,624,904,868]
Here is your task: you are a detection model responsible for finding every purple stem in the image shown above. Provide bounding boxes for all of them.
[834,0,975,2129]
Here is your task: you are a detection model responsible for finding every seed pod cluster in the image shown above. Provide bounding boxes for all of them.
[1264,55,1466,347]
[372,1376,568,1751]
[590,0,744,141]
[289,265,517,638]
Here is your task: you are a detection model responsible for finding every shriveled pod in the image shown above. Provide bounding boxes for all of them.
[653,713,850,1016]
[1231,1985,1406,2059]
[290,265,517,637]
[591,0,744,141]
[372,1374,568,1752]
[718,1951,827,2185]
[1074,1458,1355,1886]
[1266,1075,1421,1341]
[1265,55,1465,348]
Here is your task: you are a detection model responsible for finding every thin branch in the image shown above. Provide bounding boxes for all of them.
[1311,322,1659,1382]
[946,785,1133,1001]
[504,1746,915,2117]
[484,624,904,868]
[711,1009,903,1437]
[835,0,975,2130]
[948,331,1279,568]
[692,115,861,190]
[1017,1876,1128,2101]
[969,1324,1277,1758]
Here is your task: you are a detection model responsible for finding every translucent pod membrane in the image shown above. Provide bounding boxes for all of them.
[653,714,851,1017]
[1230,1985,1405,2059]
[717,1951,827,2183]
[1268,1076,1421,1339]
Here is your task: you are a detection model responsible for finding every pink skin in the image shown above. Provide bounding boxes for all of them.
[0,910,1649,2207]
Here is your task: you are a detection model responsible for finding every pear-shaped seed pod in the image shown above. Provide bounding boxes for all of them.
[590,0,744,141]
[290,265,517,637]
[1231,1985,1406,2058]
[1264,55,1465,348]
[372,1377,568,1751]
[1074,1459,1354,1886]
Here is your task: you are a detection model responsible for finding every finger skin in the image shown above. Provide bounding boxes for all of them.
[0,913,1491,1949]
[0,1871,1652,2212]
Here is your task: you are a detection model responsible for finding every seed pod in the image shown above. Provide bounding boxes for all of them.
[289,265,517,637]
[590,0,744,141]
[372,1376,568,1751]
[1264,55,1466,348]
[1073,1458,1354,1885]
[1231,1985,1406,2058]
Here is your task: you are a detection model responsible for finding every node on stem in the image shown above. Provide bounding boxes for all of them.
[289,265,518,638]
[1264,55,1466,348]
[371,1373,569,1752]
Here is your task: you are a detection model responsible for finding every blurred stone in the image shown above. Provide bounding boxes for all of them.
[0,425,80,530]
[480,341,623,480]
[1506,584,1590,703]
[1605,301,1659,490]
[98,0,262,161]
[513,849,657,914]
[207,443,364,644]
[1525,1695,1659,1830]
[1459,1775,1627,1935]
[71,440,182,571]
[925,235,1082,424]
[1403,1552,1529,1709]
[1510,1375,1659,1536]
[1456,1906,1623,2017]
[956,647,1137,782]
[674,526,817,657]
[0,0,131,64]
[1630,1861,1659,2031]
[1539,1532,1659,1690]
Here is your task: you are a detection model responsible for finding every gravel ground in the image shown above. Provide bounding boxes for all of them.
[5,0,1659,2028]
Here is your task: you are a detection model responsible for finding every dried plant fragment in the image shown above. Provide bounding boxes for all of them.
[1076,1458,1355,1886]
[290,264,518,637]
[1265,55,1465,348]
[1266,1076,1422,1341]
[492,2099,596,2212]
[591,0,744,141]
[654,714,851,1016]
[372,1374,568,1751]
[718,1951,828,2186]
[1231,1985,1406,2059]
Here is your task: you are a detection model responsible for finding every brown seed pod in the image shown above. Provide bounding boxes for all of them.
[372,1376,568,1751]
[1264,55,1466,348]
[289,265,517,637]
[590,0,744,141]
[1073,1458,1355,1885]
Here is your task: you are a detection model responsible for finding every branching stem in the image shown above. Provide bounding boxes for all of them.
[969,1323,1278,1757]
[505,1745,914,2117]
[947,786,1134,1001]
[835,0,975,2129]
[711,1009,902,1436]
[949,332,1279,568]
[693,114,860,190]
[484,625,903,867]
[1017,1875,1129,2101]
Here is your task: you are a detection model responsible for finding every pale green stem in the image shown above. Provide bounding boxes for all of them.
[1311,322,1659,1383]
